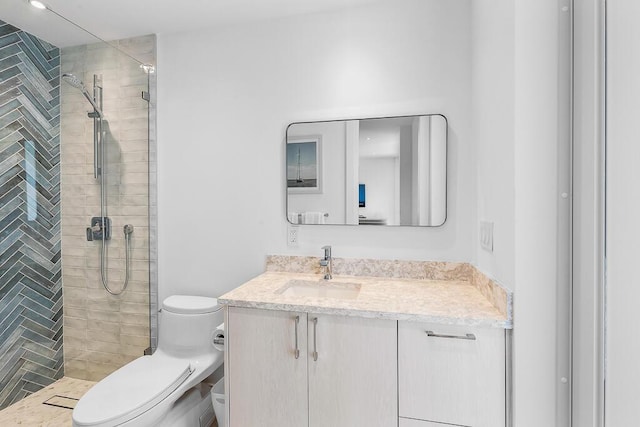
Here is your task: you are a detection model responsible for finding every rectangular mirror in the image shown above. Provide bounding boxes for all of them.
[286,114,447,226]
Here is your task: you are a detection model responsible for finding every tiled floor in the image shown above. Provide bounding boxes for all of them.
[0,377,220,426]
[0,377,95,426]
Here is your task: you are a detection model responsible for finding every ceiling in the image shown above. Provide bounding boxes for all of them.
[0,0,385,48]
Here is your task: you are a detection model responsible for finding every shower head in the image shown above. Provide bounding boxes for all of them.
[62,73,86,90]
[62,73,103,118]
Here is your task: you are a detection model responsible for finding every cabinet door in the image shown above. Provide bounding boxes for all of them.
[308,314,397,427]
[227,307,308,427]
[398,322,505,427]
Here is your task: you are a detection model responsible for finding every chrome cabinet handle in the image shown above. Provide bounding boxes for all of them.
[425,330,477,341]
[312,318,318,361]
[294,316,300,359]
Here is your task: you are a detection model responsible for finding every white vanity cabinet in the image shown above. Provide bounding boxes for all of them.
[307,313,397,426]
[226,306,398,427]
[398,322,506,427]
[226,307,308,426]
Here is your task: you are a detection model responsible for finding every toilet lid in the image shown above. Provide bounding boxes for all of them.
[162,295,220,314]
[72,355,193,427]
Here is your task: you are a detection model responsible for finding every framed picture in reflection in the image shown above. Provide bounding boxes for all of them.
[286,135,323,194]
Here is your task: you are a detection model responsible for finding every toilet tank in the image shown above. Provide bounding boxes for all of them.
[158,295,223,356]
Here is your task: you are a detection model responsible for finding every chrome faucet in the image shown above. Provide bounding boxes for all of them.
[320,245,332,280]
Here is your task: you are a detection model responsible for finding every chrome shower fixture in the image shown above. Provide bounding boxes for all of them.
[62,72,133,296]
[62,73,103,117]
[62,73,102,179]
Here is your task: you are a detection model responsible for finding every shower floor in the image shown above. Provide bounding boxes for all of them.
[0,377,95,426]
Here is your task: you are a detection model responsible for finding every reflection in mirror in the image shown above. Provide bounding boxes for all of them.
[286,115,447,226]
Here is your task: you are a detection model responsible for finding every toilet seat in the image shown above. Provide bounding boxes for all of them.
[72,355,193,427]
[162,295,220,314]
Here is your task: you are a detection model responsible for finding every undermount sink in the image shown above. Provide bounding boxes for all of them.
[277,279,361,300]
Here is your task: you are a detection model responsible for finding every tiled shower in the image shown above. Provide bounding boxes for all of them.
[0,17,156,409]
[59,35,155,382]
[0,20,63,409]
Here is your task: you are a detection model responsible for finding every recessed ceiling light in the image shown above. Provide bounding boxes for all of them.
[29,0,47,9]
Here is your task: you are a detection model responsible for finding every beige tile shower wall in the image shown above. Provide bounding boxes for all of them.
[60,35,156,381]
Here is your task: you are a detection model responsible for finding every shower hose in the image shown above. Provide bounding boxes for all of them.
[100,224,133,295]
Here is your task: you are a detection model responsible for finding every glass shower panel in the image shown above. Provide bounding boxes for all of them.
[60,38,152,381]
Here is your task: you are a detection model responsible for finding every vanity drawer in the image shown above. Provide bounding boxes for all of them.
[398,322,505,427]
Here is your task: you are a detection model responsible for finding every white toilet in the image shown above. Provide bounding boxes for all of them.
[72,295,224,427]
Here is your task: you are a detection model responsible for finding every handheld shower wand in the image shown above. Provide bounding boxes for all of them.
[62,73,103,117]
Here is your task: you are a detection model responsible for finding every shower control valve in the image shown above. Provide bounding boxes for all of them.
[86,217,111,241]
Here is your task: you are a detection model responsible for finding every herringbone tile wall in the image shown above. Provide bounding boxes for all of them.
[0,21,63,410]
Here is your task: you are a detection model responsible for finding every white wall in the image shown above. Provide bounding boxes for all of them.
[471,1,570,425]
[512,1,570,426]
[572,0,605,424]
[471,0,515,289]
[157,0,473,302]
[157,1,570,425]
[605,1,640,424]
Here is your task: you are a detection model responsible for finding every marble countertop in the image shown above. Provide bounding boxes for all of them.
[219,271,510,328]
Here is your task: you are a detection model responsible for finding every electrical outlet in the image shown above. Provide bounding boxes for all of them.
[480,221,494,252]
[287,225,299,247]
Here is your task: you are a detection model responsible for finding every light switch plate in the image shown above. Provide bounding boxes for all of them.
[480,221,494,252]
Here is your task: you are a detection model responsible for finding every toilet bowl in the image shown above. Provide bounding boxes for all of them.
[72,295,224,427]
